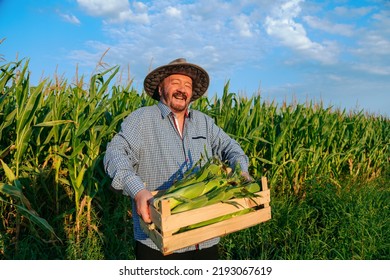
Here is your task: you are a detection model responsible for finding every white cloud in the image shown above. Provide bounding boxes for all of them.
[333,6,373,17]
[77,0,129,17]
[264,0,338,64]
[352,63,390,76]
[303,15,354,36]
[67,1,269,90]
[76,0,149,24]
[67,40,112,68]
[59,13,81,25]
[232,14,254,37]
[133,2,148,13]
[165,6,182,18]
[348,9,390,78]
[355,33,390,56]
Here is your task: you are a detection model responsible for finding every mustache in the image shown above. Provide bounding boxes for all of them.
[173,91,187,100]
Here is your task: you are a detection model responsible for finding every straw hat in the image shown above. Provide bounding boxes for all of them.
[144,58,209,101]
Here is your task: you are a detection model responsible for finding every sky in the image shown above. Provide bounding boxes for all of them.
[1,0,389,117]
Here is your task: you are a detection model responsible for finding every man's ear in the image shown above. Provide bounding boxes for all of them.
[158,84,163,97]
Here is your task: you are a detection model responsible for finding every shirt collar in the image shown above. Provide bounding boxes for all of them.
[157,101,191,119]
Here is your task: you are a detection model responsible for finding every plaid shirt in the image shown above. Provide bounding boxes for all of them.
[104,101,249,252]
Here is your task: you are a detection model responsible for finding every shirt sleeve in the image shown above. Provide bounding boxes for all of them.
[103,113,145,198]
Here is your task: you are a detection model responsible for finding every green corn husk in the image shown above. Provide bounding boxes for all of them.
[153,181,207,209]
[171,181,260,214]
[164,161,223,195]
[154,176,229,210]
[153,157,259,212]
[170,195,209,214]
[170,188,224,214]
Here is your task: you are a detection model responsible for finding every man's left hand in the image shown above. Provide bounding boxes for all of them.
[241,171,254,182]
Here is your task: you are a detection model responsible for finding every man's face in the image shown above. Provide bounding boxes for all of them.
[159,74,193,113]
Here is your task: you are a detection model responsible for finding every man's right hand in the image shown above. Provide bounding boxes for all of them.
[134,189,154,223]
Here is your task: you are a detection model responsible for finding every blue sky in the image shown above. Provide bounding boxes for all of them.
[1,0,389,116]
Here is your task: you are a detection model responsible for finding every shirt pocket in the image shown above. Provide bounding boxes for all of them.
[186,133,212,165]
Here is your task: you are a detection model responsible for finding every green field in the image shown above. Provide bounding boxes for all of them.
[1,59,389,260]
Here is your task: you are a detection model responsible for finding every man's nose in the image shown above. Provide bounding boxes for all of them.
[178,84,187,92]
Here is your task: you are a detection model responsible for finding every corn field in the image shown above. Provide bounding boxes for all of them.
[1,59,389,259]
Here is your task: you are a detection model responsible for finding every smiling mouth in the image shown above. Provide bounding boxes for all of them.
[173,92,187,101]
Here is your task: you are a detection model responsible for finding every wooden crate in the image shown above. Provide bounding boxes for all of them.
[140,177,272,255]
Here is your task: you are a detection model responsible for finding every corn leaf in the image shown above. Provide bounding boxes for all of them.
[0,159,16,183]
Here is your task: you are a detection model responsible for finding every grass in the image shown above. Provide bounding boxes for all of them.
[220,172,390,260]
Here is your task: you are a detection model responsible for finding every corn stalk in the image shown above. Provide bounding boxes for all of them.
[0,60,58,248]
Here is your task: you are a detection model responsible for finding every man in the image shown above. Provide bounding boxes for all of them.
[104,58,251,260]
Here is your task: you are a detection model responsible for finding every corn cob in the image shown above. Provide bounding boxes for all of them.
[170,195,209,214]
[170,181,237,214]
[169,188,222,214]
[211,181,260,202]
[164,161,223,195]
[170,181,260,214]
[152,156,260,214]
[153,181,206,209]
[153,176,229,210]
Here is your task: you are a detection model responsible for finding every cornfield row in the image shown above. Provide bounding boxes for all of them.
[0,59,389,258]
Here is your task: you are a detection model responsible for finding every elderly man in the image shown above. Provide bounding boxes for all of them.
[104,58,251,260]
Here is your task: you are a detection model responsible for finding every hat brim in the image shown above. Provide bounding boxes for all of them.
[144,62,209,101]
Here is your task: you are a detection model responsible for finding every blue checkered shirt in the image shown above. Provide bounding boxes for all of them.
[104,101,249,252]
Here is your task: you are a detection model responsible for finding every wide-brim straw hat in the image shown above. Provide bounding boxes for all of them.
[144,58,209,101]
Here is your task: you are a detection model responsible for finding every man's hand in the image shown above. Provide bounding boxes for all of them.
[134,189,154,223]
[241,171,254,182]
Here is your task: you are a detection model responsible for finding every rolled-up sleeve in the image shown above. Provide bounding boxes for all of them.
[103,115,145,198]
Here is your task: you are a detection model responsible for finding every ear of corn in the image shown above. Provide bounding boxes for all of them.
[153,176,229,209]
[170,181,260,214]
[154,181,207,209]
[170,195,210,214]
[164,161,223,195]
[153,157,261,213]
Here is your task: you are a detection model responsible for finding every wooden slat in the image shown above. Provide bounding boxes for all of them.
[157,190,270,232]
[160,207,271,255]
[139,219,164,249]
